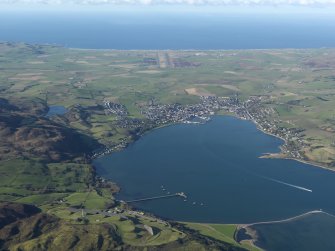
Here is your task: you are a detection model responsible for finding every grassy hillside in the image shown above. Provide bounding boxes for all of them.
[183,222,260,251]
[0,202,246,251]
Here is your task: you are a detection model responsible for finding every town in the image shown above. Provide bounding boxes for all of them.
[94,95,307,162]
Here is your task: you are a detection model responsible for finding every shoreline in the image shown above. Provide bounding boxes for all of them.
[96,112,333,172]
[218,113,329,171]
[93,113,334,213]
[255,125,335,172]
[87,108,335,251]
[180,210,330,251]
[235,210,335,250]
[3,42,334,53]
[238,210,324,229]
[236,109,335,172]
[179,209,329,227]
[92,114,334,230]
[181,209,333,250]
[261,153,335,172]
[22,42,335,52]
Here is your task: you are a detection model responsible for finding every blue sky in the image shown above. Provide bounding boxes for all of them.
[2,0,335,15]
[1,0,335,5]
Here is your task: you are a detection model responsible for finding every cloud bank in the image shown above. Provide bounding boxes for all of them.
[2,0,335,5]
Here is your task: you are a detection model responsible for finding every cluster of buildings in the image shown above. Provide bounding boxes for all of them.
[241,96,306,160]
[141,96,237,124]
[104,101,128,117]
[116,117,144,129]
[97,95,306,162]
[141,95,306,160]
[104,100,145,128]
[90,139,129,159]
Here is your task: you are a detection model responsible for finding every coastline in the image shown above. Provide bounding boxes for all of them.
[180,210,330,251]
[234,109,335,172]
[256,127,334,172]
[179,209,329,227]
[234,210,335,250]
[260,153,334,172]
[87,108,335,251]
[93,112,334,203]
[95,112,333,172]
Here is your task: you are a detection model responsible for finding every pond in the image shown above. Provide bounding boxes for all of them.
[46,105,67,117]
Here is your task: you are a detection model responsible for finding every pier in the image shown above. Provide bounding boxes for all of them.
[125,192,187,203]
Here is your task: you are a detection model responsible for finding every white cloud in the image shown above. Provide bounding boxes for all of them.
[2,0,335,5]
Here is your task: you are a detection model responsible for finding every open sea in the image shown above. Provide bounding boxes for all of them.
[1,7,335,50]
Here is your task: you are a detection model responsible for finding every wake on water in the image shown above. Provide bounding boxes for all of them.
[203,145,313,193]
[258,175,313,193]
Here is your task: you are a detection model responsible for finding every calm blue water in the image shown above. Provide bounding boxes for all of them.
[46,105,67,117]
[1,9,335,49]
[94,116,335,224]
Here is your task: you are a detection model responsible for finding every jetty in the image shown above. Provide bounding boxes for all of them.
[125,192,187,203]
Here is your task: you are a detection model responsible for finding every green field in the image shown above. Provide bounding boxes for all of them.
[183,222,260,251]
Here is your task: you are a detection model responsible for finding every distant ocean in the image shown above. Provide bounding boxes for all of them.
[1,7,335,50]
